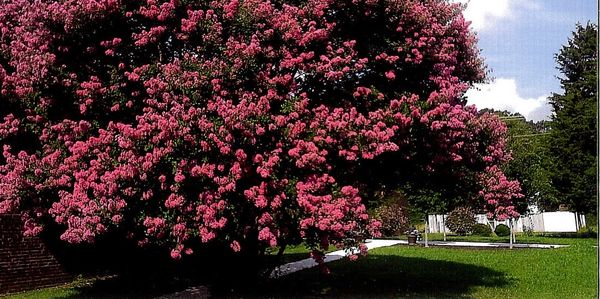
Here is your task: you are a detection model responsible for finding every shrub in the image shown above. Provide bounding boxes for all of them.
[494,224,511,237]
[576,226,598,238]
[522,225,535,237]
[374,201,410,237]
[472,223,493,237]
[445,207,476,236]
[584,213,597,227]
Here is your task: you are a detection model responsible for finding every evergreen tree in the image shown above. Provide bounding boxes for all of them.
[549,23,598,215]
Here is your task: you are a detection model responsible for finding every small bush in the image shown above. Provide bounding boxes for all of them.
[576,226,598,238]
[584,213,597,227]
[522,225,535,237]
[494,224,511,237]
[374,201,410,237]
[472,223,493,236]
[445,207,476,236]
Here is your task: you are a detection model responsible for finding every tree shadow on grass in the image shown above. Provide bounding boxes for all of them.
[63,275,190,299]
[58,249,315,299]
[58,250,510,299]
[226,255,511,299]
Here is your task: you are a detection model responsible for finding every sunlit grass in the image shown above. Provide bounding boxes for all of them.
[260,237,598,298]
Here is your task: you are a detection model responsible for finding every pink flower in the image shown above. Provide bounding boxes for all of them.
[230,240,241,252]
[174,173,185,183]
[385,71,396,80]
[170,249,181,259]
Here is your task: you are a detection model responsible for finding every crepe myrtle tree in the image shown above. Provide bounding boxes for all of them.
[0,0,521,266]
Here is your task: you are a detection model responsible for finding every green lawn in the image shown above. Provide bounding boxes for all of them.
[409,232,590,245]
[256,237,598,298]
[265,243,337,264]
[1,287,79,299]
[3,237,598,298]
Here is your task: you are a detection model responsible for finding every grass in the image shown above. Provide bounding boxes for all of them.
[405,232,588,245]
[265,243,338,264]
[1,275,171,299]
[251,237,598,298]
[1,287,79,299]
[3,236,598,298]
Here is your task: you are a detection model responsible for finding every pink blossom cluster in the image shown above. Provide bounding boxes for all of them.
[479,166,523,221]
[0,0,521,260]
[0,115,19,138]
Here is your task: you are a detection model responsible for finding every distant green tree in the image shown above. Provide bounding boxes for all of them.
[548,23,597,215]
[445,207,476,236]
[479,109,558,213]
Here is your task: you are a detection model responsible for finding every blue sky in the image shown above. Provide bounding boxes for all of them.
[457,0,598,121]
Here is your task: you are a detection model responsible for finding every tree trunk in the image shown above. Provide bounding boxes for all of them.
[509,218,513,249]
[264,241,287,279]
[424,217,429,247]
[512,218,517,244]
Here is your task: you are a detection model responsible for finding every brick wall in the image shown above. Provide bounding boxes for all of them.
[0,214,71,294]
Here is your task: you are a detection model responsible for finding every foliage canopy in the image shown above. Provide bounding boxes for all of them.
[548,23,597,214]
[0,0,521,259]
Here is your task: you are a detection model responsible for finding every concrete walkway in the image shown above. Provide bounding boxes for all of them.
[156,286,210,299]
[269,239,403,278]
[416,240,569,249]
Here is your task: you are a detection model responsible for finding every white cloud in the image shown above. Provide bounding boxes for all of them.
[454,0,511,31]
[465,78,553,122]
[452,0,540,31]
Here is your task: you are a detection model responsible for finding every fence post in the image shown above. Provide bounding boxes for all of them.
[487,217,494,232]
[575,212,583,230]
[442,214,447,242]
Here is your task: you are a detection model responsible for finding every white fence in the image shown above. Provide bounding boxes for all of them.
[428,211,586,233]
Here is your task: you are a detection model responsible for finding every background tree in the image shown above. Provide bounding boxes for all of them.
[479,109,557,213]
[548,23,597,216]
[445,206,476,236]
[373,191,410,237]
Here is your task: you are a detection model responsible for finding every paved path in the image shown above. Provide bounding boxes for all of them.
[269,239,403,278]
[155,286,210,299]
[417,240,569,249]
